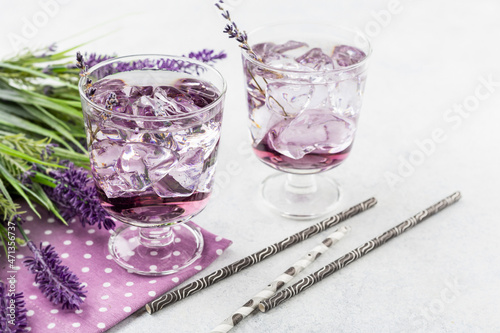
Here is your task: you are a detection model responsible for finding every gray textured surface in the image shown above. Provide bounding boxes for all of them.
[2,0,499,331]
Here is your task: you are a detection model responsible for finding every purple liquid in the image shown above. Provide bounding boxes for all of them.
[97,187,211,225]
[254,140,352,174]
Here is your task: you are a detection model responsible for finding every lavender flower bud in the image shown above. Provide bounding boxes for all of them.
[43,162,115,230]
[24,241,86,310]
[105,92,119,110]
[42,85,54,96]
[40,143,58,161]
[76,51,83,64]
[87,86,96,97]
[21,169,36,185]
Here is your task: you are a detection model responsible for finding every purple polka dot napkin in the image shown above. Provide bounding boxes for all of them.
[0,204,232,332]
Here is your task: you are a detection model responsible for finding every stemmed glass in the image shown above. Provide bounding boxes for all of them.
[79,55,226,275]
[241,23,371,219]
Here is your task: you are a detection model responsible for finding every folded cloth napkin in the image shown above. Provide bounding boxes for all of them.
[0,204,232,332]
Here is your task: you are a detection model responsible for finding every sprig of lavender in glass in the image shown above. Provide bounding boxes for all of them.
[215,0,260,60]
[20,225,87,310]
[105,92,119,111]
[0,281,28,333]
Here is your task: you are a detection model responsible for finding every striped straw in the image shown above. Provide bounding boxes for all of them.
[259,191,462,312]
[211,226,351,332]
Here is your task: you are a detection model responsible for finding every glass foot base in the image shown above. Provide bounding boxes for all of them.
[108,223,204,276]
[260,173,341,219]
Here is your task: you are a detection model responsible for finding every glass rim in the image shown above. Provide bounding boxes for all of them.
[78,54,227,121]
[241,21,372,75]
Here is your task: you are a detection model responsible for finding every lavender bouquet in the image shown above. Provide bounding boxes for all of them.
[0,44,227,235]
[0,44,227,320]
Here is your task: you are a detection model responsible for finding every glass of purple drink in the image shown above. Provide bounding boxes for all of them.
[79,55,226,275]
[242,23,371,219]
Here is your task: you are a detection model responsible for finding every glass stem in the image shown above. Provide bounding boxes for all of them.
[139,226,175,248]
[284,174,318,195]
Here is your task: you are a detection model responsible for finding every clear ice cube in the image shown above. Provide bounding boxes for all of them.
[128,86,154,103]
[249,104,283,145]
[307,84,330,109]
[130,85,153,96]
[253,42,277,58]
[266,81,313,117]
[332,45,366,67]
[91,79,125,103]
[262,56,311,71]
[171,148,204,191]
[268,108,355,159]
[91,139,124,172]
[91,79,132,113]
[90,139,129,197]
[115,142,177,191]
[94,127,124,141]
[153,148,204,198]
[329,78,363,117]
[296,48,335,71]
[131,95,156,116]
[197,162,216,192]
[271,40,308,54]
[153,86,198,115]
[173,121,220,158]
[175,78,219,107]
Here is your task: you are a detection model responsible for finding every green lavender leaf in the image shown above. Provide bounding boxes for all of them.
[23,104,86,153]
[52,147,89,168]
[0,162,41,218]
[0,107,72,150]
[30,182,67,224]
[0,62,78,90]
[0,179,16,220]
[0,89,82,119]
[0,142,63,169]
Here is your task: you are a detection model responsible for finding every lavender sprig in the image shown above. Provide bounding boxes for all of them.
[23,241,86,310]
[105,92,119,111]
[40,143,57,161]
[112,57,200,75]
[43,162,115,230]
[0,282,28,332]
[186,49,227,64]
[81,53,115,69]
[76,49,227,98]
[74,50,228,77]
[36,43,57,59]
[75,51,87,77]
[215,0,260,60]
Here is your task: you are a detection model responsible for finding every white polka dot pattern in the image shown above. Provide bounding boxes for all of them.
[11,209,232,333]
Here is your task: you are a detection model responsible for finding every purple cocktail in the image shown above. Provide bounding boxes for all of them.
[79,55,226,275]
[241,23,371,218]
[88,72,221,225]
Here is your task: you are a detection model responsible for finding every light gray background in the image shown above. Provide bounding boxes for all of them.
[1,0,499,332]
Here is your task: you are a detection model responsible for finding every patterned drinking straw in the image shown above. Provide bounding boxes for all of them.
[210,226,351,333]
[258,191,462,312]
[145,197,377,314]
